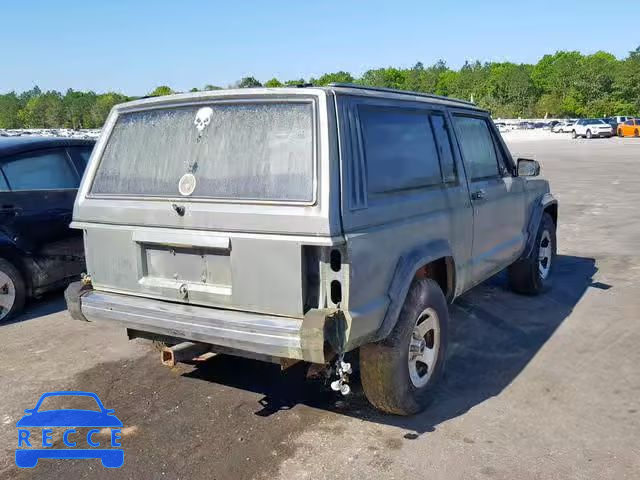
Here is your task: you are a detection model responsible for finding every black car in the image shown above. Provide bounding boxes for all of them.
[602,118,619,135]
[0,136,94,321]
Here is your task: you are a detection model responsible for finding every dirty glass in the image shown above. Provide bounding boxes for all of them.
[91,102,314,202]
[359,106,442,195]
[453,116,500,180]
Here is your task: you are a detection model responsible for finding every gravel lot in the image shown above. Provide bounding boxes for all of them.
[1,133,639,479]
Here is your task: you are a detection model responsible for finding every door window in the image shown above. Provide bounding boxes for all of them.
[0,174,9,192]
[453,116,500,179]
[2,149,79,191]
[67,146,93,169]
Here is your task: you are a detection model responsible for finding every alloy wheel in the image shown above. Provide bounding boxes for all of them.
[538,230,553,280]
[408,307,440,388]
[0,271,16,320]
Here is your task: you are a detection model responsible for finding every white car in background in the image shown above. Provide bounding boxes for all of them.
[571,118,613,139]
[552,121,574,133]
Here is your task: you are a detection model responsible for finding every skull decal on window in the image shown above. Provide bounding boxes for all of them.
[194,107,213,133]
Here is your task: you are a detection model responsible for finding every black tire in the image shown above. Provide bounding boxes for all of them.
[508,213,557,295]
[618,128,624,137]
[0,257,26,322]
[586,129,592,139]
[360,278,449,415]
[571,130,577,139]
[635,129,639,137]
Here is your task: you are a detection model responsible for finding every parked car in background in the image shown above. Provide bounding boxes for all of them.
[65,84,558,415]
[0,137,94,321]
[495,123,510,133]
[551,122,573,133]
[552,121,573,133]
[571,119,613,138]
[611,116,631,125]
[617,118,640,137]
[602,117,620,134]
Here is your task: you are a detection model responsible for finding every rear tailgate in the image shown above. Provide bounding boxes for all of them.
[73,89,340,318]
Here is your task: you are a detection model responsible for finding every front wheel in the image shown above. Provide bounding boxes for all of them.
[618,128,624,137]
[586,129,592,139]
[635,129,639,137]
[508,213,557,295]
[360,278,448,415]
[0,258,26,322]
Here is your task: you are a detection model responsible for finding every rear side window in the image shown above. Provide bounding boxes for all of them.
[453,116,500,179]
[359,106,442,194]
[2,149,78,191]
[430,114,457,183]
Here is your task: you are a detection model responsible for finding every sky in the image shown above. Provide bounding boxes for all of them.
[1,0,639,96]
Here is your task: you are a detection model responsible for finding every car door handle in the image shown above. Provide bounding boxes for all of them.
[471,189,486,201]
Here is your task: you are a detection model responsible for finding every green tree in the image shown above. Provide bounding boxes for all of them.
[614,46,640,114]
[90,93,129,126]
[204,84,223,90]
[18,90,64,128]
[237,77,262,88]
[360,67,407,89]
[483,63,537,117]
[63,89,97,129]
[264,78,283,87]
[19,86,42,104]
[148,85,174,96]
[312,71,354,86]
[0,92,21,128]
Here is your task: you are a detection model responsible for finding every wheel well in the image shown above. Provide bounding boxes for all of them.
[544,203,558,226]
[413,257,455,301]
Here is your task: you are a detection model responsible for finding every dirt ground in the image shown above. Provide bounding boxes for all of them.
[1,134,639,479]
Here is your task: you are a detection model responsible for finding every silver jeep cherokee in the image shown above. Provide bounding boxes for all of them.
[65,84,557,415]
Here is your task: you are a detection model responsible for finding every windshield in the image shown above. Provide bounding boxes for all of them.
[91,101,315,203]
[586,119,605,124]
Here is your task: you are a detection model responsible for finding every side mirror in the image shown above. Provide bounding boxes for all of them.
[517,158,540,177]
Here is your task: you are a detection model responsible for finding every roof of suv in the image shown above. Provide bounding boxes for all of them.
[0,136,95,158]
[114,85,485,113]
[326,83,481,109]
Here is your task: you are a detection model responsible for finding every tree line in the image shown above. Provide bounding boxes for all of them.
[1,47,639,129]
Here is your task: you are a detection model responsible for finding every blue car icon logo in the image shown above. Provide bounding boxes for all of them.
[15,391,124,468]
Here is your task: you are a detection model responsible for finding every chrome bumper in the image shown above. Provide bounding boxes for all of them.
[66,284,330,363]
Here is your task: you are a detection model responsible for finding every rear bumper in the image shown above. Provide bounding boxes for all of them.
[65,282,333,364]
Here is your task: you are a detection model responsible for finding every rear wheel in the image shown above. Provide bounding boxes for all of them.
[635,129,639,137]
[0,258,26,322]
[571,130,577,139]
[508,213,556,295]
[360,278,448,415]
[618,128,624,137]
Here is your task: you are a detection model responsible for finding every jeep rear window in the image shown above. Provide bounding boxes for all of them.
[91,102,314,202]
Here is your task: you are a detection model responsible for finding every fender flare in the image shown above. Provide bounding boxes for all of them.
[522,193,558,259]
[374,239,454,342]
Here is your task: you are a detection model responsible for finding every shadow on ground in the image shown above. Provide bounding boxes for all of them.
[184,254,600,434]
[1,291,66,326]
